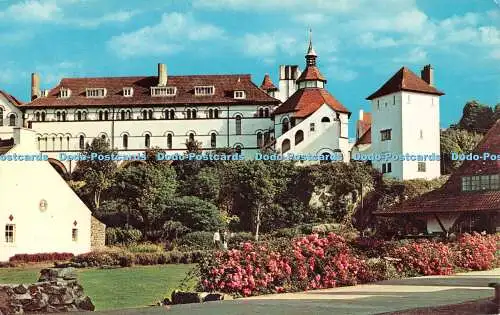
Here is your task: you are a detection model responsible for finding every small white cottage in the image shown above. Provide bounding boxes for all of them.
[0,128,94,261]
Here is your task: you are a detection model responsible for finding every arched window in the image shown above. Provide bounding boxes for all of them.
[142,110,147,120]
[192,109,197,119]
[37,137,41,150]
[282,139,291,153]
[259,108,264,117]
[66,136,70,150]
[145,134,151,148]
[62,112,66,121]
[41,112,46,122]
[321,117,330,123]
[235,145,242,154]
[52,137,55,151]
[320,152,332,164]
[120,111,126,120]
[165,110,170,120]
[214,109,219,118]
[76,111,82,121]
[59,136,63,150]
[295,130,304,145]
[101,134,106,141]
[99,111,103,121]
[9,114,16,126]
[208,109,213,119]
[56,112,61,121]
[186,109,191,119]
[282,117,290,134]
[148,110,153,119]
[257,132,263,147]
[210,133,216,148]
[235,115,242,135]
[35,112,40,122]
[189,133,195,142]
[264,108,269,117]
[122,134,128,149]
[104,111,109,121]
[0,108,3,126]
[169,109,175,119]
[167,134,172,149]
[79,135,85,150]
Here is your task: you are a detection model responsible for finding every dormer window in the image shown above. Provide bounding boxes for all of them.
[234,90,246,99]
[60,88,71,98]
[194,86,215,96]
[151,86,176,96]
[123,87,134,97]
[86,88,107,98]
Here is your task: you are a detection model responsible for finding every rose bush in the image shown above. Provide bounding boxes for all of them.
[452,233,499,271]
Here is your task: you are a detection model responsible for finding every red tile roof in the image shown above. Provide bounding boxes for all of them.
[260,74,278,91]
[20,74,280,108]
[272,87,350,118]
[375,120,500,215]
[0,90,23,106]
[356,112,372,141]
[366,67,445,100]
[355,127,372,146]
[296,66,326,83]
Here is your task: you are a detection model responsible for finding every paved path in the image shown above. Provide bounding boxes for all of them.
[77,269,500,315]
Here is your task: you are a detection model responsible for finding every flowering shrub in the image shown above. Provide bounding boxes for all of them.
[452,233,499,271]
[389,240,454,276]
[9,252,74,263]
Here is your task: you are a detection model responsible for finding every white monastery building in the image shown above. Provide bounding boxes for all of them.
[0,35,444,181]
[0,128,96,261]
[352,65,445,180]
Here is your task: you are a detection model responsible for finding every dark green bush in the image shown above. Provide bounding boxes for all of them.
[228,232,254,248]
[106,227,142,245]
[177,231,214,250]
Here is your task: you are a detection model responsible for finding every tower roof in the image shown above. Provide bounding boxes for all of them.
[296,29,326,83]
[366,66,444,100]
[260,73,278,91]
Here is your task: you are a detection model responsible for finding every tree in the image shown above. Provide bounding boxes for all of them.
[183,167,221,202]
[440,128,483,174]
[457,100,496,133]
[165,196,223,232]
[72,138,117,211]
[114,164,177,238]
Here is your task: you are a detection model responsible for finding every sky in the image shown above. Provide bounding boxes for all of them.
[0,0,499,138]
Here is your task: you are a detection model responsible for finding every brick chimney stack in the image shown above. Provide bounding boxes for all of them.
[158,63,167,86]
[31,73,41,100]
[421,64,434,86]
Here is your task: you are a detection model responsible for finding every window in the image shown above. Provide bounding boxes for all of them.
[151,86,176,96]
[122,134,128,149]
[281,139,290,153]
[418,162,426,172]
[235,115,242,135]
[419,130,423,139]
[382,163,392,173]
[79,135,85,150]
[208,109,214,119]
[62,112,66,121]
[37,137,41,150]
[194,86,215,96]
[120,111,126,120]
[214,109,219,118]
[295,130,304,145]
[258,108,264,118]
[210,133,217,148]
[282,118,290,134]
[41,112,46,121]
[5,224,15,243]
[167,134,173,149]
[99,111,104,121]
[380,129,392,141]
[9,114,16,126]
[60,88,71,98]
[123,87,133,97]
[72,228,78,242]
[310,123,315,132]
[234,90,246,99]
[463,175,500,192]
[387,163,392,173]
[0,108,3,126]
[321,117,330,123]
[148,110,153,119]
[142,110,148,120]
[235,145,242,154]
[382,164,386,174]
[189,133,195,142]
[168,109,175,119]
[145,134,151,148]
[85,88,106,98]
[257,132,263,147]
[264,108,269,117]
[192,109,197,119]
[377,100,380,110]
[393,95,396,105]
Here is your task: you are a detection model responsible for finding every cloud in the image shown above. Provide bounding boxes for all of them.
[326,65,358,82]
[357,33,398,48]
[393,47,427,64]
[2,0,62,21]
[35,61,83,85]
[193,0,357,13]
[72,10,139,28]
[293,13,327,25]
[241,32,299,57]
[107,12,225,58]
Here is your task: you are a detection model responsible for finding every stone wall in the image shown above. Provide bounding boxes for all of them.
[90,216,106,249]
[0,268,94,314]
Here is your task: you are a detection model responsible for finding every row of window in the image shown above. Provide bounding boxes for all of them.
[381,162,426,174]
[31,108,270,122]
[0,109,17,126]
[462,175,499,192]
[4,224,78,243]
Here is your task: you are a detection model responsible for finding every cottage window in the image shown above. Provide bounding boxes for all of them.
[5,224,15,243]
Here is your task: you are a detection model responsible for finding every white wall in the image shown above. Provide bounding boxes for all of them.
[0,128,92,261]
[0,94,23,139]
[426,214,459,234]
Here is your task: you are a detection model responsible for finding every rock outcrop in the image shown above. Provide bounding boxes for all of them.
[0,268,95,314]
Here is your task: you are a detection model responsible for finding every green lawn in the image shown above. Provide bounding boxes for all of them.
[0,264,196,311]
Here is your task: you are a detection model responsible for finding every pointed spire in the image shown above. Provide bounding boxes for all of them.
[306,28,317,57]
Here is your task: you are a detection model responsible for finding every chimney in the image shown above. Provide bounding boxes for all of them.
[158,63,167,86]
[421,64,434,86]
[31,73,41,100]
[279,65,285,80]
